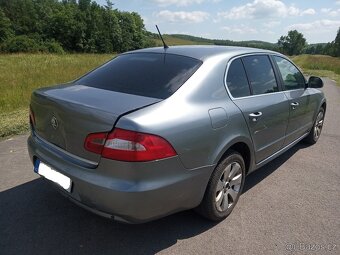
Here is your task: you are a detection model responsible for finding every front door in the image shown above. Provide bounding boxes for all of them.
[272,56,315,146]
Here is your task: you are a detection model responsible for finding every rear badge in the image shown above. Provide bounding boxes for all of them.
[51,116,58,130]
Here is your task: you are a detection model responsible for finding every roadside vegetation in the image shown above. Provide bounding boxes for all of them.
[0,0,154,54]
[1,53,338,140]
[292,55,340,85]
[0,54,113,139]
[0,0,339,139]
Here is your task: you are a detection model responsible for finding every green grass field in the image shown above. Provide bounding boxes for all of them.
[0,54,113,139]
[292,55,340,84]
[0,53,338,139]
[153,35,212,46]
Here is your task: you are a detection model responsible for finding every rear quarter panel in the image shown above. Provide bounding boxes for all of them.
[117,55,254,170]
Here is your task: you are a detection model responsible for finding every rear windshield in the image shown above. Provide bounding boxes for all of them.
[75,53,202,99]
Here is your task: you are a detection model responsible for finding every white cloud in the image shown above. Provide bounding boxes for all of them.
[263,21,281,28]
[321,8,331,13]
[221,24,258,34]
[142,16,149,25]
[217,0,314,20]
[336,0,340,5]
[153,0,203,7]
[300,8,316,16]
[153,0,220,6]
[287,19,340,32]
[287,6,300,16]
[156,10,209,23]
[321,8,340,17]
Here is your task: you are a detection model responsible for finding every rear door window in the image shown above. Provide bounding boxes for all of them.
[273,56,306,90]
[242,55,279,95]
[226,59,251,98]
[75,53,202,99]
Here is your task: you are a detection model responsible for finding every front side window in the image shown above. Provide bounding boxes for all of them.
[274,56,305,90]
[226,59,251,98]
[242,55,279,95]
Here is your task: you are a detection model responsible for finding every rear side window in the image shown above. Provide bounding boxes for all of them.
[75,53,202,99]
[226,59,251,98]
[242,55,279,95]
[274,56,305,90]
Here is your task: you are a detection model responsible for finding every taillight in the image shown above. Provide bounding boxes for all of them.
[84,128,177,162]
[84,132,108,154]
[29,107,36,126]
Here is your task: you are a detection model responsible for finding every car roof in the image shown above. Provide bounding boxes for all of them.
[125,45,278,61]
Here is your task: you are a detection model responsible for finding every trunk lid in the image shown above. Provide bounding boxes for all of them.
[31,84,161,163]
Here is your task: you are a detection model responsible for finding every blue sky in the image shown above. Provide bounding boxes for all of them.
[95,0,340,43]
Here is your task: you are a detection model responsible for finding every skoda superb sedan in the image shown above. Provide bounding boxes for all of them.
[28,46,326,223]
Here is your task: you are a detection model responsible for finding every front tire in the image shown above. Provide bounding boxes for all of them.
[196,150,245,221]
[304,107,325,145]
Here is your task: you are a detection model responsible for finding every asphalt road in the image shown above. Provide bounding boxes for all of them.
[0,78,339,255]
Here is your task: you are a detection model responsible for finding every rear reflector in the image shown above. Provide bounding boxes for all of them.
[84,132,107,154]
[85,128,177,162]
[29,107,36,126]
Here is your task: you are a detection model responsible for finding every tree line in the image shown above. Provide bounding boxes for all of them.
[0,0,154,54]
[171,29,340,57]
[0,0,339,56]
[278,29,340,57]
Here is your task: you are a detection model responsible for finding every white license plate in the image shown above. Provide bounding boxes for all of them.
[34,160,72,192]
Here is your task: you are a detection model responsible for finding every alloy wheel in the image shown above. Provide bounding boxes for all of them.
[215,162,243,212]
[314,111,324,140]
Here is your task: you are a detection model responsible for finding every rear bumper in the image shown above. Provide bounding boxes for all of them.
[27,133,214,223]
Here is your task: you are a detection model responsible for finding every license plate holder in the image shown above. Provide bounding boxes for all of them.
[34,159,72,192]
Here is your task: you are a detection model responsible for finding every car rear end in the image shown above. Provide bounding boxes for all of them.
[27,51,211,223]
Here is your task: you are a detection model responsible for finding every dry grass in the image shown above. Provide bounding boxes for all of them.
[0,53,113,112]
[153,35,211,46]
[0,53,339,139]
[291,55,340,85]
[0,108,29,139]
[0,53,113,138]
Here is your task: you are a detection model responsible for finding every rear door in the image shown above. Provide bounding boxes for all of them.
[272,56,315,146]
[226,55,289,163]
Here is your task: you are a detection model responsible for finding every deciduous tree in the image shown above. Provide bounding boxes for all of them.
[278,30,306,55]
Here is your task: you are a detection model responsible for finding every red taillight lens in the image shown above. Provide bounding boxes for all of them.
[84,132,108,154]
[85,128,177,162]
[29,107,36,126]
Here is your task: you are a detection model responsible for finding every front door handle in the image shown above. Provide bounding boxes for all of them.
[249,112,262,122]
[291,102,299,109]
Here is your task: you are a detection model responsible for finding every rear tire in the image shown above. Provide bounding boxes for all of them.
[196,150,245,221]
[304,107,325,145]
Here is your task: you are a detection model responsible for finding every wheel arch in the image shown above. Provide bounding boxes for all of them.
[321,101,326,114]
[214,138,254,176]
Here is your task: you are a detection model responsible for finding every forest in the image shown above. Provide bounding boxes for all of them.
[0,0,154,53]
[0,0,339,56]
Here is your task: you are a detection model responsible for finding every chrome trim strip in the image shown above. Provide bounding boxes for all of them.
[223,53,307,101]
[254,132,309,170]
[33,131,98,169]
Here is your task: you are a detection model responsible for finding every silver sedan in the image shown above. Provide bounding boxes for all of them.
[28,46,326,223]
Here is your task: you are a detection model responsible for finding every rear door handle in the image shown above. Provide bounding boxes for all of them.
[291,102,299,109]
[249,112,262,122]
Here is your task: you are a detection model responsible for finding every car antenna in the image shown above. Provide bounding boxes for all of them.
[156,25,169,49]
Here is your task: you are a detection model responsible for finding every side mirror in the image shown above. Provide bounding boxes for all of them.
[308,76,323,88]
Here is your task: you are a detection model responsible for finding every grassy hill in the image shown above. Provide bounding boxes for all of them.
[152,34,278,50]
[152,34,212,46]
[292,55,340,84]
[0,54,113,139]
